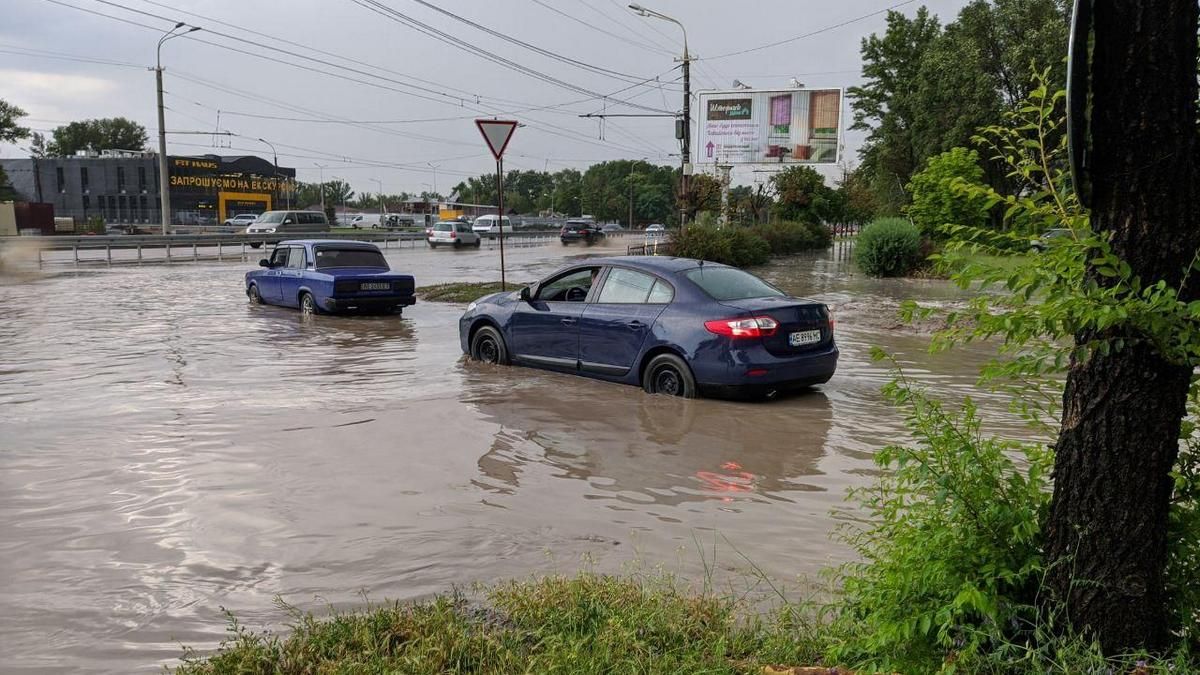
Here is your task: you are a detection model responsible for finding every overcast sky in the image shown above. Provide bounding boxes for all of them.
[1,0,971,196]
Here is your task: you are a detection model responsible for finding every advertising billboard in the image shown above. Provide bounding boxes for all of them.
[697,88,843,165]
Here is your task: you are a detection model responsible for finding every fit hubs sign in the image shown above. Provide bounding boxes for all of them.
[697,88,843,165]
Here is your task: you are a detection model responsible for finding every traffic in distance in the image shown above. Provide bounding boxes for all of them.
[242,237,839,400]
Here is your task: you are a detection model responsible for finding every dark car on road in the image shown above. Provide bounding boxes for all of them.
[560,219,605,246]
[458,256,837,399]
[245,240,416,315]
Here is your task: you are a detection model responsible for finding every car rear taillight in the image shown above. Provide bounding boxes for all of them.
[450,230,456,239]
[704,316,778,338]
[828,307,836,333]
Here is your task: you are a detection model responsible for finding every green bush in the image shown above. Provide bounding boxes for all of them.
[854,217,922,276]
[672,224,770,268]
[905,147,989,240]
[750,220,832,255]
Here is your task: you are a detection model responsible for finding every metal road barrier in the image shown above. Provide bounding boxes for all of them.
[3,229,570,266]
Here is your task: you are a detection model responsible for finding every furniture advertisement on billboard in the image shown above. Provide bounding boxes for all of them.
[697,88,843,165]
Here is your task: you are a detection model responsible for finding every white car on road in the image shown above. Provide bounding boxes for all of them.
[427,220,481,248]
[472,214,511,238]
[223,213,259,228]
[645,223,667,237]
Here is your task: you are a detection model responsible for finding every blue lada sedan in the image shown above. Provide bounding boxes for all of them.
[245,240,416,315]
[458,256,836,399]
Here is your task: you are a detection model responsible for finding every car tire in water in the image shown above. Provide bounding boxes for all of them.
[248,284,263,304]
[250,242,262,249]
[643,353,697,398]
[473,239,481,248]
[429,241,438,249]
[454,239,462,249]
[470,325,509,365]
[300,292,319,315]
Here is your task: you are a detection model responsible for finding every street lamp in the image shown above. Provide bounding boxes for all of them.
[155,22,201,235]
[426,162,440,196]
[331,175,348,222]
[315,163,328,214]
[371,177,385,219]
[628,4,690,226]
[257,137,286,209]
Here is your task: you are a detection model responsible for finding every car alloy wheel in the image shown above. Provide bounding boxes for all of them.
[300,292,317,315]
[248,284,263,304]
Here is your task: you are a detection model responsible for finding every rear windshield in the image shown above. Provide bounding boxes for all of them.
[314,247,388,269]
[684,266,784,301]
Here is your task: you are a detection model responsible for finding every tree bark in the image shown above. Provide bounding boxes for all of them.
[1043,0,1199,653]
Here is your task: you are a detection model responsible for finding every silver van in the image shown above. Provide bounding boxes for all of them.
[245,210,331,248]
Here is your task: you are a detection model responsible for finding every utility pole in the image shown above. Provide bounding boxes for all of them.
[629,4,690,227]
[155,22,200,235]
[257,137,280,211]
[316,163,327,215]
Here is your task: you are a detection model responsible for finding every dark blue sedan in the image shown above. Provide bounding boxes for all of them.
[458,256,837,398]
[245,240,416,315]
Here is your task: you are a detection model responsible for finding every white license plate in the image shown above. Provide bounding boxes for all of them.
[360,282,390,291]
[789,330,822,347]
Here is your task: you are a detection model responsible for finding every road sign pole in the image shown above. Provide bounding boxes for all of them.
[475,118,519,293]
[496,157,506,291]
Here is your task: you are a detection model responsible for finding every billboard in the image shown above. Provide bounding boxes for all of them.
[696,88,843,165]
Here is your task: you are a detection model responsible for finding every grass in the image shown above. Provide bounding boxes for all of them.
[418,281,519,303]
[172,573,829,675]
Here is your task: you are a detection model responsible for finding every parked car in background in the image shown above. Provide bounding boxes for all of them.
[1030,227,1072,252]
[601,223,624,233]
[223,213,260,228]
[459,257,837,399]
[472,214,512,238]
[244,210,331,248]
[428,220,481,248]
[350,213,383,229]
[645,223,667,237]
[560,219,605,245]
[245,240,416,315]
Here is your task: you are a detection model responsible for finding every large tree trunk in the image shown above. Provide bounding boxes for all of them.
[1042,0,1199,653]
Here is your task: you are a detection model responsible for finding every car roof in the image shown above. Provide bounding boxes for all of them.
[579,255,713,274]
[278,239,380,248]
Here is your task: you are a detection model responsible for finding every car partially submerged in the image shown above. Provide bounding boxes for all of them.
[245,240,416,315]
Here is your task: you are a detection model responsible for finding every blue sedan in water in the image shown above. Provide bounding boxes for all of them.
[458,256,837,398]
[245,240,416,315]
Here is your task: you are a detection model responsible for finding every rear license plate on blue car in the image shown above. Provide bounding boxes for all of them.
[360,282,390,291]
[789,330,822,347]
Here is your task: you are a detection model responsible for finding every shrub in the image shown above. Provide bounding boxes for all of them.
[854,217,922,276]
[751,221,832,255]
[672,224,770,268]
[905,147,989,240]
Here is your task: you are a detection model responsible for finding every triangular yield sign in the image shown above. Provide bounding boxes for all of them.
[475,119,518,160]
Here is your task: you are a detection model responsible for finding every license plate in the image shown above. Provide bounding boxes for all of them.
[360,282,390,291]
[789,330,822,347]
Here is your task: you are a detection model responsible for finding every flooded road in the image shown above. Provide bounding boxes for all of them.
[0,240,1029,673]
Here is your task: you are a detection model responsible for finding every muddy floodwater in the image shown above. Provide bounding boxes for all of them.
[0,240,1029,673]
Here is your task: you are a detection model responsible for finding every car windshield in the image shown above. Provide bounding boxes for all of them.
[257,211,285,224]
[685,266,785,301]
[313,247,388,269]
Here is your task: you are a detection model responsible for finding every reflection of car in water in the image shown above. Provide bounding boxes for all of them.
[245,239,416,315]
[459,256,838,399]
[461,375,834,505]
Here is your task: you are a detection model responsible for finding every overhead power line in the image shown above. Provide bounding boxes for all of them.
[348,0,674,115]
[527,0,673,56]
[699,0,917,61]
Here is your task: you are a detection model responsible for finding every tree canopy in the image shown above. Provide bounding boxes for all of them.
[33,117,149,157]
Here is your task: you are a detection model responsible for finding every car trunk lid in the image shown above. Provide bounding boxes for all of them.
[717,296,831,356]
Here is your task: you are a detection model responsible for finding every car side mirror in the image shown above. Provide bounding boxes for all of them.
[258,259,270,267]
[283,219,294,224]
[519,286,532,303]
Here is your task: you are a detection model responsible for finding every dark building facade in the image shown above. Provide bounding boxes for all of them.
[0,152,296,227]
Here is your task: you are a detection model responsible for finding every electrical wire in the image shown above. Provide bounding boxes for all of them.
[527,0,673,56]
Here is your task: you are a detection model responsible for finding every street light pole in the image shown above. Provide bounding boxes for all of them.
[315,163,327,215]
[155,22,200,235]
[256,137,281,211]
[426,162,440,196]
[371,177,384,221]
[629,4,689,226]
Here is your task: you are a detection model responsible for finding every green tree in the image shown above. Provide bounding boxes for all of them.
[904,147,988,238]
[850,8,943,213]
[770,165,834,223]
[0,100,31,200]
[41,117,149,156]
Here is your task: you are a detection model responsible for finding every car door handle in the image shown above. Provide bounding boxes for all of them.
[626,320,645,329]
[561,318,577,325]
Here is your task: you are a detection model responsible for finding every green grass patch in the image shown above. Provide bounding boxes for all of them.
[418,281,516,303]
[172,573,828,675]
